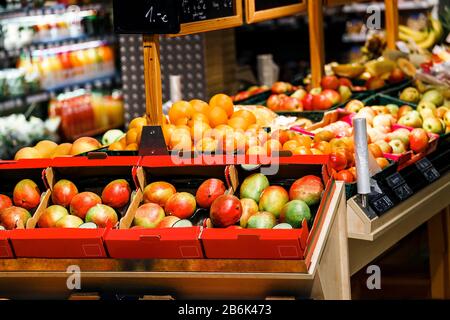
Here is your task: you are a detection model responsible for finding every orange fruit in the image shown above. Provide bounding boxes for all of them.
[168,101,195,124]
[208,106,228,128]
[169,128,192,151]
[126,128,139,145]
[174,117,189,126]
[129,117,147,130]
[311,148,324,155]
[125,143,139,151]
[293,135,313,148]
[232,110,256,126]
[195,137,218,153]
[283,140,300,152]
[209,94,234,118]
[228,116,249,131]
[109,141,125,151]
[293,146,313,155]
[118,136,127,148]
[34,140,58,158]
[188,112,210,126]
[162,124,176,145]
[246,145,268,156]
[313,141,332,155]
[376,157,389,169]
[14,147,42,160]
[264,139,282,154]
[52,143,73,158]
[233,131,247,153]
[218,134,239,154]
[190,121,211,142]
[247,124,261,131]
[190,99,210,115]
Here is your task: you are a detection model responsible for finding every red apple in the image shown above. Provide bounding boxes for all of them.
[52,179,78,207]
[389,68,405,83]
[133,203,165,228]
[329,150,348,171]
[302,93,314,111]
[345,99,364,113]
[321,75,340,90]
[196,179,226,209]
[339,78,353,87]
[281,97,303,111]
[0,195,12,211]
[70,192,102,220]
[409,128,429,153]
[143,181,176,208]
[271,81,292,94]
[289,176,324,206]
[366,77,385,90]
[38,205,68,228]
[210,195,242,228]
[85,204,118,228]
[0,206,31,230]
[165,192,196,219]
[334,170,355,183]
[267,94,282,111]
[313,93,334,110]
[101,179,131,209]
[322,89,341,105]
[13,179,41,210]
[70,137,101,156]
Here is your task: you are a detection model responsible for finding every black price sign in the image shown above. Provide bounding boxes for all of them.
[113,0,181,34]
[416,158,440,183]
[386,172,413,201]
[371,195,395,215]
[180,0,235,23]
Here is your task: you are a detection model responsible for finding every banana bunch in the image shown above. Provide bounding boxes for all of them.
[399,18,443,50]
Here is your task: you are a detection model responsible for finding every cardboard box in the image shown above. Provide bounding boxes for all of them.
[9,155,140,259]
[0,231,13,259]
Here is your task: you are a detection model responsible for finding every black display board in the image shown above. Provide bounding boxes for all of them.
[113,0,180,34]
[113,0,238,34]
[255,0,300,11]
[180,0,235,23]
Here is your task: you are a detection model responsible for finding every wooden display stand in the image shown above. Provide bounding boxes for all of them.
[0,182,349,300]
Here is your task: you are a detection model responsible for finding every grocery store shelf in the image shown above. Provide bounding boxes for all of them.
[0,35,116,61]
[0,73,121,115]
[0,3,106,20]
[342,33,367,43]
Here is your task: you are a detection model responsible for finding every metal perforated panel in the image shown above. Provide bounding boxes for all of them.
[119,34,207,125]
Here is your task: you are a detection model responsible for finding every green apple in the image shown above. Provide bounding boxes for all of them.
[389,139,406,154]
[421,89,444,106]
[400,87,420,103]
[423,117,444,134]
[386,104,399,116]
[417,101,437,114]
[420,108,436,119]
[389,128,410,147]
[339,85,352,102]
[398,111,423,128]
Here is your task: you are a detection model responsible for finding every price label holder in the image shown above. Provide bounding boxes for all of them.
[415,157,441,183]
[139,126,170,156]
[113,0,181,34]
[354,191,394,220]
[385,172,413,202]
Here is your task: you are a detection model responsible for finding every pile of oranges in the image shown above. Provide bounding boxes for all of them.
[108,117,147,151]
[162,94,285,155]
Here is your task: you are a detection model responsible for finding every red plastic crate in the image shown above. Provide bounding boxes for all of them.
[0,231,13,259]
[9,228,108,258]
[105,226,203,259]
[201,221,309,259]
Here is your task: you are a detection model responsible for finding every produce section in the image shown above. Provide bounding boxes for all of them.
[0,0,449,302]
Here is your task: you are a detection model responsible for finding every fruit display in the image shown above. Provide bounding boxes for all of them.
[35,178,131,229]
[395,85,450,134]
[0,179,41,230]
[265,77,353,112]
[399,17,444,50]
[231,85,269,102]
[48,89,124,140]
[131,173,324,230]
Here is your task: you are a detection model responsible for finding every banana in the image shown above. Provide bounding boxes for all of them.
[399,25,429,42]
[416,29,436,49]
[430,18,443,40]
